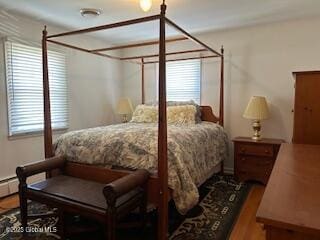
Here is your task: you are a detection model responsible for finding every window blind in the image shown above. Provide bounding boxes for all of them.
[166,59,201,104]
[5,41,68,136]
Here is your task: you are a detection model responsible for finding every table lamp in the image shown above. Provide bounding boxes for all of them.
[243,96,269,141]
[117,98,133,123]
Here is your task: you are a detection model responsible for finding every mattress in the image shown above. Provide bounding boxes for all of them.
[54,122,228,214]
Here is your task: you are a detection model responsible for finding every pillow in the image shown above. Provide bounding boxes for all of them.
[168,101,201,123]
[145,100,202,123]
[131,105,158,123]
[131,104,197,124]
[167,105,196,124]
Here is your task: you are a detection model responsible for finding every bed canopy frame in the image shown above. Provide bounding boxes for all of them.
[41,1,224,239]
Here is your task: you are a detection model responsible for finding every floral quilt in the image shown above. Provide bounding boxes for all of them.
[54,122,228,214]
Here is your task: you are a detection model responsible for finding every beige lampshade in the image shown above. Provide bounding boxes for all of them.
[243,96,269,120]
[117,98,133,115]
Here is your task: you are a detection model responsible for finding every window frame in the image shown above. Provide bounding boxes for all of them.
[4,40,69,137]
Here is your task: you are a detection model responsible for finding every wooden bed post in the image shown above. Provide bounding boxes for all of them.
[220,46,224,174]
[219,46,224,127]
[42,26,54,160]
[158,2,168,240]
[141,58,145,104]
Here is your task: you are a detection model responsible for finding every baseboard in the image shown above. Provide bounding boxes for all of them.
[0,182,9,198]
[224,167,234,175]
[0,173,45,198]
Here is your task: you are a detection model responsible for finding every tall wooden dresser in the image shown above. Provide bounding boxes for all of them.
[293,71,320,144]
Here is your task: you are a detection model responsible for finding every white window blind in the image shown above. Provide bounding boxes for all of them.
[5,41,68,136]
[166,59,201,104]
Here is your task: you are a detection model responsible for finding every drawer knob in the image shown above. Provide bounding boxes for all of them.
[241,157,246,161]
[264,150,270,154]
[240,148,246,153]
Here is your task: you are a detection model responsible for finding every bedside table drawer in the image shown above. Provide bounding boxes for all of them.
[237,156,274,168]
[237,144,274,157]
[237,169,271,185]
[236,156,274,184]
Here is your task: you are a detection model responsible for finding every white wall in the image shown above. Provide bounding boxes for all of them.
[0,11,123,180]
[122,16,320,172]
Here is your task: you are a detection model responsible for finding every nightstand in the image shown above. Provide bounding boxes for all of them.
[233,137,284,185]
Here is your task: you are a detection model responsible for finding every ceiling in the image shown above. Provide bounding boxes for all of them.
[0,0,320,44]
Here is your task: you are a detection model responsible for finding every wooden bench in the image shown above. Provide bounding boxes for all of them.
[16,156,150,240]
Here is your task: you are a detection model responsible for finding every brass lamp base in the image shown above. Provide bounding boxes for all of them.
[252,120,262,141]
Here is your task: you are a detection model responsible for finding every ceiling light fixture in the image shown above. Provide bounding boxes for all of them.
[140,0,152,12]
[80,8,102,18]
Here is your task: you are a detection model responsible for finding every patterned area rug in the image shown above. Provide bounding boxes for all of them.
[0,175,250,240]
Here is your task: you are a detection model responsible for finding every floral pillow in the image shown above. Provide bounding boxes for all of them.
[131,105,158,123]
[167,105,196,124]
[146,100,202,123]
[131,104,197,124]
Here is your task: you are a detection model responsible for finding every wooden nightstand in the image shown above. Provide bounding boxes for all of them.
[233,137,284,185]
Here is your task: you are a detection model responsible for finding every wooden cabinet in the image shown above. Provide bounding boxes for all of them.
[293,71,320,144]
[233,137,284,185]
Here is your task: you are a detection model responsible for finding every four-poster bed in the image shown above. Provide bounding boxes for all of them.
[41,2,225,240]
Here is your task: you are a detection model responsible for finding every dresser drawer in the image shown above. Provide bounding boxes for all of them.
[236,144,274,157]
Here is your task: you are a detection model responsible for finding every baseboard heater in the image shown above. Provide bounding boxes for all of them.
[0,173,45,198]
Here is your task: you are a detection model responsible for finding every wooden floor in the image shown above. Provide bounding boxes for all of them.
[0,194,19,214]
[229,184,266,240]
[0,184,266,240]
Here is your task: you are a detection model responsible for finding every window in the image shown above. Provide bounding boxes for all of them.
[166,59,201,104]
[5,41,68,136]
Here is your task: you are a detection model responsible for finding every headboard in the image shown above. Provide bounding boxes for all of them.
[200,106,220,124]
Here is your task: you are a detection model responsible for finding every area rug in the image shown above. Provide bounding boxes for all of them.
[0,175,250,240]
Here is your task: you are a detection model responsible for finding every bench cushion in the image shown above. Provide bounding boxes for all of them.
[28,175,143,210]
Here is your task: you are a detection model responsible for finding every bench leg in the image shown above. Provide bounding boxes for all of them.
[140,193,147,231]
[18,183,28,234]
[106,209,116,240]
[19,197,27,232]
[57,209,65,240]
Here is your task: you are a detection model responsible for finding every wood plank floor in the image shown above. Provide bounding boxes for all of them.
[229,184,266,240]
[0,194,19,214]
[0,184,266,239]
